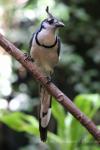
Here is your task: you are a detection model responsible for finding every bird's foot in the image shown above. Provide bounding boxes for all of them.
[24,53,34,62]
[46,76,52,84]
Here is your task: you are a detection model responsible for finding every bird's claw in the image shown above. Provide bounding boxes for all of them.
[24,53,34,62]
[46,76,52,84]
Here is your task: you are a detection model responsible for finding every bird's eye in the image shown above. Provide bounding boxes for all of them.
[48,19,54,24]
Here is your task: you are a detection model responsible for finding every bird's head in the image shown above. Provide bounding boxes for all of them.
[41,6,64,31]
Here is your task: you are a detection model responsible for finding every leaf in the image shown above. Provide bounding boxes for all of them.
[48,132,67,150]
[74,94,100,117]
[67,94,100,150]
[0,111,39,136]
[52,98,66,138]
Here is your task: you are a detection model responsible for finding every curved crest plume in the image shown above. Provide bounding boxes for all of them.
[46,6,53,18]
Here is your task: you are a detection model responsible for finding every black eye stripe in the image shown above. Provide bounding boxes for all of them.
[48,19,54,24]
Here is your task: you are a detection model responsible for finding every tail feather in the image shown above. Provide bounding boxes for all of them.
[39,85,52,142]
[39,122,48,142]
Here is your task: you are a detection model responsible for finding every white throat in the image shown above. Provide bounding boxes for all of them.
[37,28,56,45]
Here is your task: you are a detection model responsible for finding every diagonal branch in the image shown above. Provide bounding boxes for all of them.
[0,33,100,144]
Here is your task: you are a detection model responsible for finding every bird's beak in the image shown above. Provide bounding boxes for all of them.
[55,21,65,27]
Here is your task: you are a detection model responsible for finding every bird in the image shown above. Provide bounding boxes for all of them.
[29,6,64,142]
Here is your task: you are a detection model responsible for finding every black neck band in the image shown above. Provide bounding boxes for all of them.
[35,32,57,48]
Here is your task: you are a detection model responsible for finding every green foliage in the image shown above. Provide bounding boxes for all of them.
[0,111,39,135]
[67,94,100,150]
[0,94,99,150]
[50,94,100,150]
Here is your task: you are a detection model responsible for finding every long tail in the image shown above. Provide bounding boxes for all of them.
[39,85,52,142]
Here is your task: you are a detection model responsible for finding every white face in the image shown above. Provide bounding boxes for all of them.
[42,18,64,30]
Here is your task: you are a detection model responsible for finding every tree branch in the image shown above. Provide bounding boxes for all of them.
[0,33,100,144]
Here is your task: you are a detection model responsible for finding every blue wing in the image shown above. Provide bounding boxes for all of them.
[29,26,42,51]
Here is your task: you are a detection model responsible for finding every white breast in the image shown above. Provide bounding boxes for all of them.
[30,32,59,75]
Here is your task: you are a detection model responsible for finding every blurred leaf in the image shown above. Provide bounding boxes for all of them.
[25,0,37,8]
[66,94,100,150]
[74,94,100,117]
[0,111,39,135]
[52,98,66,138]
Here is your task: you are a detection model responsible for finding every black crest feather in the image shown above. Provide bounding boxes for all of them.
[46,6,53,18]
